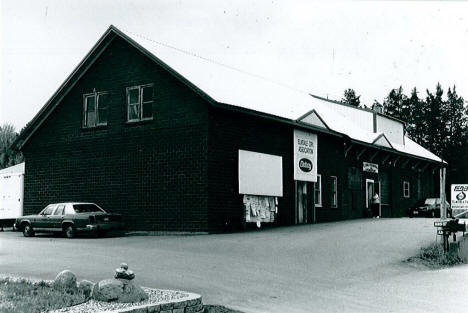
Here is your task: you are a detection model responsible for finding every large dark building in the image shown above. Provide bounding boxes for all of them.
[14,26,444,232]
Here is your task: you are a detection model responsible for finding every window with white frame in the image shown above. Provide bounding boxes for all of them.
[83,91,109,128]
[403,181,410,198]
[127,84,153,122]
[331,176,338,208]
[314,174,322,207]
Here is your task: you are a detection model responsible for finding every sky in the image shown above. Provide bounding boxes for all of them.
[1,0,468,131]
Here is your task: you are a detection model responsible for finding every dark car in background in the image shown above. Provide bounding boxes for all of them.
[14,203,124,238]
[408,198,452,218]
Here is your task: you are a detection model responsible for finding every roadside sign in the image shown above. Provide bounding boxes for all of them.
[434,221,447,227]
[451,184,468,210]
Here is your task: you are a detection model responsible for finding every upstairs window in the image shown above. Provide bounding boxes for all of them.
[83,91,109,128]
[126,84,153,122]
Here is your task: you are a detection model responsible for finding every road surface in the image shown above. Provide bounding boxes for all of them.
[1,218,467,313]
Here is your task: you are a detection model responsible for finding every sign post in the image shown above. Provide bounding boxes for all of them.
[440,168,446,219]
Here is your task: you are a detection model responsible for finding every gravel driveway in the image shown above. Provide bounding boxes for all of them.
[1,218,467,313]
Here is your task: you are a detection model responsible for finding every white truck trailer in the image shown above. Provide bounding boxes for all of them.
[0,162,24,229]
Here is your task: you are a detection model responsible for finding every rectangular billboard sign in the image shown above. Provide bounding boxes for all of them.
[293,129,318,182]
[238,150,283,197]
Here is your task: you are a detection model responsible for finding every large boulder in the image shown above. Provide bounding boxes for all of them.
[53,270,77,290]
[78,280,95,298]
[92,278,148,303]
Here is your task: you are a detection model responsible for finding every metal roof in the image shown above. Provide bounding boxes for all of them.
[14,25,444,164]
[119,27,443,163]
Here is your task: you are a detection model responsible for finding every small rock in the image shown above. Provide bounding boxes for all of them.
[78,279,95,298]
[53,270,77,290]
[115,263,135,280]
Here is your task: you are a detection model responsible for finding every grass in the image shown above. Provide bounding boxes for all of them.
[0,277,87,313]
[406,242,465,269]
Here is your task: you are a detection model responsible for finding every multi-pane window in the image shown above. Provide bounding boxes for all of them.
[127,84,153,122]
[331,176,338,208]
[314,174,322,207]
[83,91,109,128]
[403,181,410,198]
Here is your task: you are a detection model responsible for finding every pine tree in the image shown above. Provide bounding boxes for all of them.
[342,89,361,107]
[424,83,445,156]
[405,87,426,145]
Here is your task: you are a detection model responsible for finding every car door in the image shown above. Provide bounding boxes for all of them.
[49,205,65,230]
[35,205,56,229]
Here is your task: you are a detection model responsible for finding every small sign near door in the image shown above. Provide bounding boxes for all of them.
[363,162,378,173]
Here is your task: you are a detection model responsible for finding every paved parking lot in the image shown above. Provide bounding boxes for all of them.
[1,218,467,313]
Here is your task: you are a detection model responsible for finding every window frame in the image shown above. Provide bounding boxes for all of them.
[40,205,56,216]
[314,174,322,207]
[403,181,410,198]
[331,176,338,208]
[82,91,109,128]
[126,83,154,123]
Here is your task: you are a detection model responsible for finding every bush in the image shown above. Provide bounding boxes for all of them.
[409,242,464,269]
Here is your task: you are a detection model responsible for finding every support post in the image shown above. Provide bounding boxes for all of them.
[440,167,446,219]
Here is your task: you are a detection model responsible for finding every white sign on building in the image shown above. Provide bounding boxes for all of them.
[293,129,318,182]
[451,184,468,210]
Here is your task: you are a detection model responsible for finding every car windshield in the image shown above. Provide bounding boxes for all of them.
[73,204,105,213]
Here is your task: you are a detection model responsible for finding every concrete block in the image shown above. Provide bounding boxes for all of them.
[173,300,187,309]
[147,305,161,313]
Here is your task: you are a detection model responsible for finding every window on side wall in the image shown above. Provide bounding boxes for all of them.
[314,174,322,207]
[83,91,109,128]
[331,176,338,208]
[126,84,153,122]
[403,181,410,198]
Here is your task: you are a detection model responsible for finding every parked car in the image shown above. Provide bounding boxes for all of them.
[14,203,124,238]
[407,198,452,218]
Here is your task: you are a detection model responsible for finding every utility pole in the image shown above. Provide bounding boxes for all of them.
[440,167,446,219]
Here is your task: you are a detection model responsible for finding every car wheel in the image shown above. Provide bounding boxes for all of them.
[22,224,35,237]
[64,225,76,239]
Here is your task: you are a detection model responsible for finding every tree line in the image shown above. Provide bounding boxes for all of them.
[342,84,468,185]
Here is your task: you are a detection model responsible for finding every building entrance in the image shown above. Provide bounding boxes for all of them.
[366,179,380,217]
[296,181,308,224]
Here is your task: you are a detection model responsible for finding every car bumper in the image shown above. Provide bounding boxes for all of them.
[77,222,125,232]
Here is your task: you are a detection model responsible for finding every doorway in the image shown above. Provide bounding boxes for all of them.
[296,181,308,224]
[366,179,380,216]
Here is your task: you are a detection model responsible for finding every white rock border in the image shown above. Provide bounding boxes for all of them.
[49,288,203,313]
[102,289,203,313]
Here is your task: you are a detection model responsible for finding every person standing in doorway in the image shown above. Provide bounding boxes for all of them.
[372,193,380,218]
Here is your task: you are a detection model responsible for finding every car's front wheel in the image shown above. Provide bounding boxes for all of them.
[22,224,35,237]
[64,225,76,239]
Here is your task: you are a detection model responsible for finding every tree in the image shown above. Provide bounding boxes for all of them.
[383,86,409,122]
[0,123,24,169]
[405,87,426,146]
[342,89,361,107]
[424,83,446,156]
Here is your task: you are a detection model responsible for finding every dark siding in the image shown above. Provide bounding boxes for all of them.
[22,36,209,231]
[207,107,352,231]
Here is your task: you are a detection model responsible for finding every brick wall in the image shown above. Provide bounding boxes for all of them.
[22,36,210,231]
